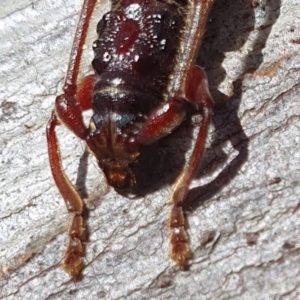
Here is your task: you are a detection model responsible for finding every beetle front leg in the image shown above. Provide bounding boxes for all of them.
[170,65,213,268]
[136,66,212,268]
[46,76,94,278]
[47,111,86,278]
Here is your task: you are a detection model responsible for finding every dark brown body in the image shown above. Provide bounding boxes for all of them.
[47,0,214,278]
[88,0,185,191]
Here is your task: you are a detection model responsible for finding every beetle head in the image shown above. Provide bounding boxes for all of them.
[87,111,142,193]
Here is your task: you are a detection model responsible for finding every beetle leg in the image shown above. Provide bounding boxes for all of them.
[47,111,86,278]
[137,100,186,145]
[46,0,99,278]
[46,75,95,278]
[169,65,213,268]
[136,66,212,268]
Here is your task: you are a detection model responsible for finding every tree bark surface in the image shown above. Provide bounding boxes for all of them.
[1,0,300,299]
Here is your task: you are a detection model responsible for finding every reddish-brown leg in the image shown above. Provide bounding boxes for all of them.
[169,65,213,268]
[138,0,215,242]
[46,74,94,278]
[137,100,186,145]
[46,0,97,278]
[136,66,212,268]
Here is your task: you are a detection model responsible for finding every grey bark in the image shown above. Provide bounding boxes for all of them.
[0,0,300,299]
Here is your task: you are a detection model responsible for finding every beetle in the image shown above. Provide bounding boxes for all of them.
[46,0,214,278]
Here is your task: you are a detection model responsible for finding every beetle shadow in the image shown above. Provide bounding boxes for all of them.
[184,0,281,210]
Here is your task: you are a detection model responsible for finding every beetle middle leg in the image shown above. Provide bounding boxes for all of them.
[137,65,212,268]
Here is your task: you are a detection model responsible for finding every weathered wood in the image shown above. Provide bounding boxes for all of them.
[1,0,300,298]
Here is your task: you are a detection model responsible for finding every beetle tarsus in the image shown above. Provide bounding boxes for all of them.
[62,215,87,278]
[169,205,191,267]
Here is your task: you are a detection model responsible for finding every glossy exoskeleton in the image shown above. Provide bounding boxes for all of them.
[46,0,214,278]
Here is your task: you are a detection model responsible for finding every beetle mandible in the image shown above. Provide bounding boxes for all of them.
[46,0,214,278]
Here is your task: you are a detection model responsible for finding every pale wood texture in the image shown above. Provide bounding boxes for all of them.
[1,0,300,299]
